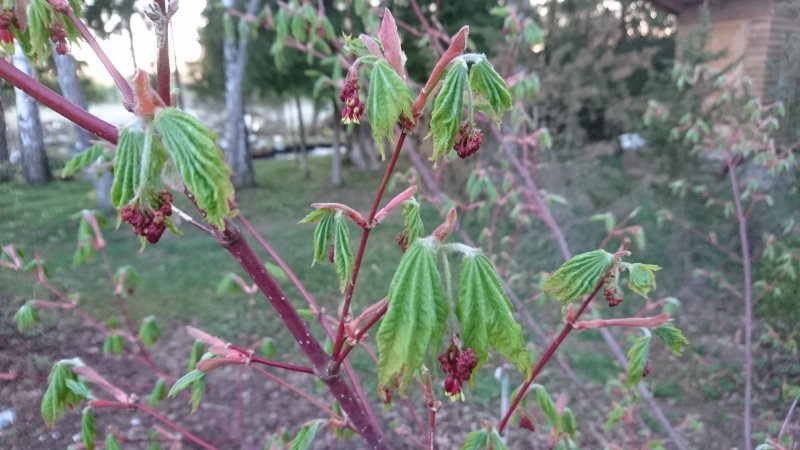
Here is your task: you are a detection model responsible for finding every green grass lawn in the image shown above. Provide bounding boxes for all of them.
[0,156,437,348]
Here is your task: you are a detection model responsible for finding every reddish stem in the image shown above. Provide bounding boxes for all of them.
[64,8,134,105]
[497,279,604,433]
[331,131,408,362]
[428,409,437,450]
[333,300,388,367]
[91,400,216,450]
[154,0,171,105]
[248,355,314,375]
[0,59,119,143]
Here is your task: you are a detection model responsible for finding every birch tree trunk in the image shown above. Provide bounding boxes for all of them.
[294,95,310,178]
[53,50,113,210]
[0,95,9,181]
[12,43,51,185]
[222,0,259,188]
[331,100,342,186]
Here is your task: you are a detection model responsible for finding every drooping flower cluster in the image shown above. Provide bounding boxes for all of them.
[603,283,623,307]
[120,190,173,244]
[642,360,652,378]
[50,23,68,55]
[438,341,478,400]
[454,121,484,159]
[395,231,409,252]
[339,73,364,125]
[0,10,17,44]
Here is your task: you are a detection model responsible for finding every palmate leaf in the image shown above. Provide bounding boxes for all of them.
[333,212,354,293]
[154,108,235,230]
[367,60,413,159]
[62,144,104,177]
[15,300,39,332]
[376,239,446,391]
[457,253,531,377]
[401,199,425,245]
[139,316,161,348]
[531,384,560,431]
[653,322,688,355]
[627,263,662,298]
[300,208,336,266]
[626,333,651,389]
[469,58,512,122]
[543,250,614,304]
[461,428,506,450]
[430,61,468,163]
[289,419,326,450]
[111,128,144,208]
[41,359,82,427]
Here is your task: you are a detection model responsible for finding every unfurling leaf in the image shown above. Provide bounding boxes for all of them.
[65,379,92,399]
[307,209,335,266]
[105,433,121,450]
[461,428,506,450]
[333,212,355,292]
[41,359,82,427]
[62,144,104,177]
[289,419,326,450]
[111,128,145,208]
[260,337,276,359]
[102,334,125,356]
[139,316,161,347]
[562,407,577,439]
[627,263,661,298]
[168,369,204,401]
[653,322,688,355]
[401,198,425,245]
[148,378,167,408]
[367,60,413,159]
[81,407,95,450]
[543,250,614,304]
[15,300,39,332]
[469,58,512,122]
[377,239,446,391]
[531,384,560,430]
[457,253,531,377]
[431,62,468,163]
[154,108,235,230]
[626,333,651,389]
[190,373,206,414]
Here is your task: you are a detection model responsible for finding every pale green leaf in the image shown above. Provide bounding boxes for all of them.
[627,263,661,298]
[461,430,489,450]
[260,337,276,359]
[111,128,144,208]
[105,433,121,450]
[653,322,688,355]
[333,213,354,293]
[543,250,614,304]
[154,108,234,230]
[457,253,531,377]
[431,62,468,163]
[531,384,560,430]
[15,301,39,332]
[311,210,335,266]
[139,316,161,348]
[41,361,81,427]
[401,200,425,245]
[148,378,167,408]
[62,144,104,177]
[65,379,92,399]
[102,334,124,356]
[81,408,95,450]
[469,58,512,121]
[168,369,204,398]
[626,334,651,389]
[562,408,577,439]
[377,239,445,391]
[367,60,413,159]
[190,374,206,414]
[289,419,326,450]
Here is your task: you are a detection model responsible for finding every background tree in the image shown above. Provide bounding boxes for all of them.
[83,0,140,68]
[12,43,51,185]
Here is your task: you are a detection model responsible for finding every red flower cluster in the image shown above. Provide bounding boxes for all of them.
[642,360,652,378]
[454,121,484,159]
[395,231,409,252]
[438,343,477,400]
[603,284,623,307]
[339,75,364,125]
[50,23,68,55]
[0,10,18,44]
[120,190,173,244]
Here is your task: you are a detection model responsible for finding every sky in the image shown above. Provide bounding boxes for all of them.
[73,0,208,84]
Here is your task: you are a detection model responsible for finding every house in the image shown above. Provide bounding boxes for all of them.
[650,0,800,100]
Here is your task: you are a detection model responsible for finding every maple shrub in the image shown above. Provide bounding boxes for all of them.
[0,1,688,449]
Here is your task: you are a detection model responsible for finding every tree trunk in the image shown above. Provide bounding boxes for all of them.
[0,95,9,181]
[53,50,113,209]
[331,99,342,186]
[12,43,51,185]
[126,20,138,68]
[222,0,259,188]
[294,95,310,178]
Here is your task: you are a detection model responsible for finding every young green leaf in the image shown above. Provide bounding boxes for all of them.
[626,334,652,389]
[168,369,204,398]
[461,429,489,450]
[401,199,425,245]
[531,384,561,431]
[333,212,355,292]
[190,373,206,414]
[139,316,161,347]
[469,58,512,122]
[81,407,95,450]
[653,322,688,355]
[27,0,55,60]
[105,433,121,450]
[627,263,662,298]
[154,108,235,230]
[65,379,92,399]
[111,128,145,208]
[41,360,82,427]
[561,407,577,439]
[309,210,335,266]
[366,60,413,159]
[457,253,531,376]
[62,144,104,178]
[188,341,207,371]
[15,301,39,332]
[430,62,468,163]
[260,337,276,359]
[148,378,167,408]
[102,334,125,356]
[216,272,242,295]
[148,428,160,450]
[543,250,614,304]
[289,419,326,450]
[377,239,446,391]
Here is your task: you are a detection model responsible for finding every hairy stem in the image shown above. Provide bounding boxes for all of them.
[728,156,753,450]
[154,0,171,105]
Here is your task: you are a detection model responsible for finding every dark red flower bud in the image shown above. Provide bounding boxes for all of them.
[454,121,484,159]
[328,243,335,263]
[642,360,652,378]
[339,73,364,125]
[604,285,623,307]
[395,231,409,252]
